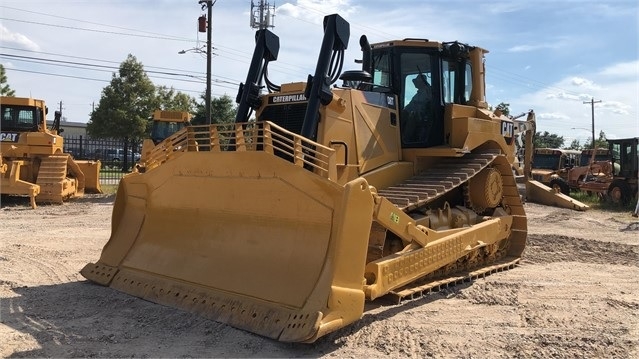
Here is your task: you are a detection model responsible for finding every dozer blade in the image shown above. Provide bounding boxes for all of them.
[525,179,589,211]
[0,158,40,208]
[82,151,375,343]
[75,160,102,194]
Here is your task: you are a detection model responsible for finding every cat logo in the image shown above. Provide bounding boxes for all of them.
[0,132,19,142]
[501,121,514,145]
[269,93,307,104]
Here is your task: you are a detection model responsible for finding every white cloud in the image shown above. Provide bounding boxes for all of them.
[1,0,636,131]
[507,41,567,53]
[509,60,638,140]
[0,24,40,51]
[480,2,529,14]
[545,91,592,102]
[537,112,570,121]
[598,60,638,77]
[507,44,549,53]
[277,0,358,23]
[570,77,600,89]
[600,100,632,115]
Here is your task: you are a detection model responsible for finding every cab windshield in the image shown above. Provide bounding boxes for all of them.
[533,154,561,170]
[151,121,185,145]
[579,153,609,166]
[1,105,41,132]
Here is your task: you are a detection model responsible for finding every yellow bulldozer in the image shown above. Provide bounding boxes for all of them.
[83,14,535,342]
[1,96,102,208]
[138,109,191,164]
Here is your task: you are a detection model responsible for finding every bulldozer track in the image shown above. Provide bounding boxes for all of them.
[377,151,500,212]
[36,155,69,203]
[376,150,525,304]
[389,257,520,303]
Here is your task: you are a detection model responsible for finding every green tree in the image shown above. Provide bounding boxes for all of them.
[566,139,582,150]
[155,86,195,112]
[534,131,564,149]
[583,130,608,149]
[495,102,510,117]
[192,94,237,125]
[87,54,156,140]
[0,64,16,96]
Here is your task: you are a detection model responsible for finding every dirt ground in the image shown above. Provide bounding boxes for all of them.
[1,194,638,358]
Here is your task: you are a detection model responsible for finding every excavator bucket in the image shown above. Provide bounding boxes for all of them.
[82,124,373,343]
[75,160,102,194]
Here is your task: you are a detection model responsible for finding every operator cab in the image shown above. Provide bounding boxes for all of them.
[149,110,191,145]
[368,39,475,149]
[150,121,186,145]
[1,103,46,132]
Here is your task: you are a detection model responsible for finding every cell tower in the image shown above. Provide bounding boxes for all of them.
[250,0,275,29]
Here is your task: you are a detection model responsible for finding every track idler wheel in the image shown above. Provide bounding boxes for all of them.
[468,167,503,212]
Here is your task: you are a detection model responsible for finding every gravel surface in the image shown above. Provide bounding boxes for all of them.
[1,195,637,358]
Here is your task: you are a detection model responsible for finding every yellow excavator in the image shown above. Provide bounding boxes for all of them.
[83,14,536,342]
[1,96,101,208]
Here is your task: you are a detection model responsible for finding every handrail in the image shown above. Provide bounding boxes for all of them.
[142,121,337,181]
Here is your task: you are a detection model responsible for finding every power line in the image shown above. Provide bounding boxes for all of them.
[3,4,635,124]
[0,46,246,83]
[4,67,235,95]
[0,46,207,75]
[0,8,316,76]
[0,53,207,82]
[0,17,195,43]
[0,5,194,40]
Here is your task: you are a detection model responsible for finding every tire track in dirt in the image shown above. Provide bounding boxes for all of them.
[322,316,428,358]
[523,234,639,266]
[1,245,79,286]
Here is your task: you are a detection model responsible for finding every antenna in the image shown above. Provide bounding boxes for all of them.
[250,0,275,29]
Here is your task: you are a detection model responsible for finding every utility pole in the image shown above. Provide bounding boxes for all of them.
[198,0,216,125]
[583,98,601,149]
[58,100,65,121]
[250,0,275,30]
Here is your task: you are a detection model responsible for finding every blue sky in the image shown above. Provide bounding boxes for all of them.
[1,0,637,146]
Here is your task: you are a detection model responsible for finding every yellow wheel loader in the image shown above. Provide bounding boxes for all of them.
[1,96,102,208]
[83,14,533,342]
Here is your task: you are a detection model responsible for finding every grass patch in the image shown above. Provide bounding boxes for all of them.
[570,191,637,212]
[100,184,119,195]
